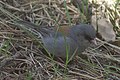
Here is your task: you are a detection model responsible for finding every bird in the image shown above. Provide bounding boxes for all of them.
[15,20,96,60]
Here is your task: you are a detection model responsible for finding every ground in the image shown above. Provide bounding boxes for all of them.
[0,0,120,80]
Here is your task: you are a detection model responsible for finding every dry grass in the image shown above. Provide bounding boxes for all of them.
[0,0,120,80]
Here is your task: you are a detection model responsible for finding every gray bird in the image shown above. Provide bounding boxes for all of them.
[15,20,96,60]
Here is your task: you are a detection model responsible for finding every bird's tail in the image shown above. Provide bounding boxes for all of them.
[16,20,40,30]
[14,20,54,38]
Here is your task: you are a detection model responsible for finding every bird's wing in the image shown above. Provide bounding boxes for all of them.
[43,36,78,58]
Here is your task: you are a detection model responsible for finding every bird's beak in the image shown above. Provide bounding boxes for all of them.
[90,38,97,45]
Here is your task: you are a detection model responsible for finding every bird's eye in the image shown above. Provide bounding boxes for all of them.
[85,36,93,41]
[77,33,79,37]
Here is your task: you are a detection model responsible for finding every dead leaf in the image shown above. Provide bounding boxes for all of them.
[92,15,116,41]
